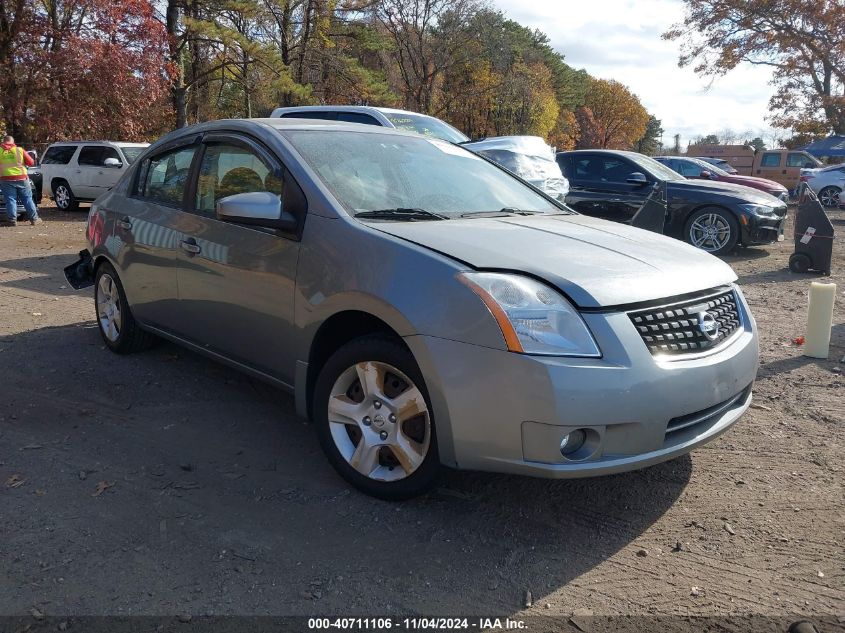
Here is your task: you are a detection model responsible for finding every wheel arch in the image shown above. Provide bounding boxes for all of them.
[303,310,408,422]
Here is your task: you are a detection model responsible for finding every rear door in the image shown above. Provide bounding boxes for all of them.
[173,134,302,384]
[560,153,650,222]
[114,141,200,330]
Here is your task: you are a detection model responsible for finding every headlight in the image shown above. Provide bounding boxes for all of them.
[459,272,601,357]
[739,203,776,215]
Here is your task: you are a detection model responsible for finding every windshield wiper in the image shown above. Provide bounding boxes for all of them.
[354,208,448,221]
[460,208,543,218]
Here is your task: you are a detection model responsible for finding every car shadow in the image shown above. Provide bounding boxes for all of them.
[721,246,771,263]
[0,323,691,616]
[0,253,84,298]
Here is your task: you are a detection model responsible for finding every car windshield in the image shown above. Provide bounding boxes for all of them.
[286,130,564,219]
[627,153,685,181]
[119,146,145,164]
[380,112,469,144]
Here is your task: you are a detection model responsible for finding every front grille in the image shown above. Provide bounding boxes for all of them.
[629,288,742,356]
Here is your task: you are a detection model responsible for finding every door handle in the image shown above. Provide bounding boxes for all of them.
[180,238,201,255]
[117,217,132,230]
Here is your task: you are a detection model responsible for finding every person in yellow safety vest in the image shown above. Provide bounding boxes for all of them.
[0,135,42,226]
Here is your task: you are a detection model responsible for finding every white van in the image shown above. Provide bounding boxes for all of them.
[40,141,148,210]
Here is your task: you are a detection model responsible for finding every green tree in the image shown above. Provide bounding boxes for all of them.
[634,115,664,155]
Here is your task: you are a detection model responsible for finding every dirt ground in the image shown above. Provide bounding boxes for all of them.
[0,204,843,628]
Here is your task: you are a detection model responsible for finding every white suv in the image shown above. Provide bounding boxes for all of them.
[40,141,148,210]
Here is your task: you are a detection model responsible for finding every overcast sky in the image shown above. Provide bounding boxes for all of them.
[493,0,778,148]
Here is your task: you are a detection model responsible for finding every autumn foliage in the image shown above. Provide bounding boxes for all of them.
[576,78,650,149]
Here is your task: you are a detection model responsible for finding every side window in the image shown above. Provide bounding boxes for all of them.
[42,145,77,165]
[677,160,702,177]
[336,112,380,126]
[786,152,808,167]
[600,158,631,182]
[100,147,121,165]
[760,153,782,167]
[281,111,337,120]
[196,143,282,215]
[574,157,600,180]
[141,145,197,206]
[78,146,104,166]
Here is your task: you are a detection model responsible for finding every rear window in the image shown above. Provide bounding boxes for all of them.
[281,111,337,120]
[42,145,77,165]
[760,153,782,167]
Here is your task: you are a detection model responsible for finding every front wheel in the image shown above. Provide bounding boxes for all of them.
[94,262,156,354]
[684,207,739,255]
[818,186,841,208]
[53,181,78,211]
[313,335,440,500]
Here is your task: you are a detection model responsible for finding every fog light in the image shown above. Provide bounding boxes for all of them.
[560,429,587,456]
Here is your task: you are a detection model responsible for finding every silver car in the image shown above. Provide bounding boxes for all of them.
[800,163,845,207]
[69,118,759,499]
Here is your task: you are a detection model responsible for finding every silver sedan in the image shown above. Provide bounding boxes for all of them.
[801,163,845,206]
[67,118,759,499]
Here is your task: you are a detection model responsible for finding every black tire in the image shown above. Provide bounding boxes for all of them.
[818,186,841,208]
[789,253,812,274]
[52,180,78,212]
[94,261,156,354]
[313,334,440,500]
[684,207,739,256]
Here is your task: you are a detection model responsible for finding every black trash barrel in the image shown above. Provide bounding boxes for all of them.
[789,184,834,275]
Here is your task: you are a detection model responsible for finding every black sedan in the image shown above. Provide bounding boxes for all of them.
[556,149,787,255]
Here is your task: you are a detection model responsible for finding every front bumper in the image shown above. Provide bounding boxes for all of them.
[742,210,787,245]
[64,249,95,289]
[406,290,758,477]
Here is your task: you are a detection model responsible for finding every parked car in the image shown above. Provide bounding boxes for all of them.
[655,156,789,202]
[461,136,570,200]
[687,144,821,190]
[556,149,788,255]
[40,141,149,211]
[271,105,469,143]
[799,163,845,207]
[696,156,738,174]
[68,118,759,499]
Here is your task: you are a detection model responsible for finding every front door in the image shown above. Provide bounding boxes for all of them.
[76,146,126,199]
[174,136,301,385]
[563,154,650,223]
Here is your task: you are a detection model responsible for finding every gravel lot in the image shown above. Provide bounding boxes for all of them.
[0,205,843,627]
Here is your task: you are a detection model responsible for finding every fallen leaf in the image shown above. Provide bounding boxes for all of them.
[92,481,114,496]
[5,474,25,488]
[791,336,805,345]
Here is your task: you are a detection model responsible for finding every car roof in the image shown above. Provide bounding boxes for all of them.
[271,105,443,118]
[556,149,644,157]
[47,141,149,147]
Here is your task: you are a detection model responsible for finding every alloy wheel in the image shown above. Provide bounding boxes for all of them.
[96,273,122,342]
[689,213,731,252]
[54,185,70,209]
[327,361,431,482]
[819,187,840,207]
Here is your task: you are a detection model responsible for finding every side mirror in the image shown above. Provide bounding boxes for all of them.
[103,157,123,168]
[26,150,38,162]
[626,172,648,186]
[700,170,712,179]
[216,191,297,231]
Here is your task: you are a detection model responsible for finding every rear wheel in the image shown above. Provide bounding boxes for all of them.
[53,181,78,211]
[684,207,739,255]
[818,186,841,208]
[313,335,439,500]
[789,253,812,274]
[94,262,156,354]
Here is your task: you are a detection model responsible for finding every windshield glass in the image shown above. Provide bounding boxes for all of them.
[380,112,469,143]
[286,130,563,218]
[628,153,685,181]
[120,146,145,164]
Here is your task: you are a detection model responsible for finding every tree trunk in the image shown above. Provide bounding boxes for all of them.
[173,86,188,129]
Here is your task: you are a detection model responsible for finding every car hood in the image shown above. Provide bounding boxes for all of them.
[669,178,784,204]
[719,174,785,192]
[370,214,737,308]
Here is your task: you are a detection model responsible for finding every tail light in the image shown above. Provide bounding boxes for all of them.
[800,174,814,182]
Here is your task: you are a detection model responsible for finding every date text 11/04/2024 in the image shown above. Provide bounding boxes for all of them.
[307,618,527,630]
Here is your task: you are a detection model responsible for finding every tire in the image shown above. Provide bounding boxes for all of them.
[313,335,440,500]
[53,180,78,212]
[94,261,156,354]
[789,253,812,274]
[684,207,739,255]
[818,186,841,208]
